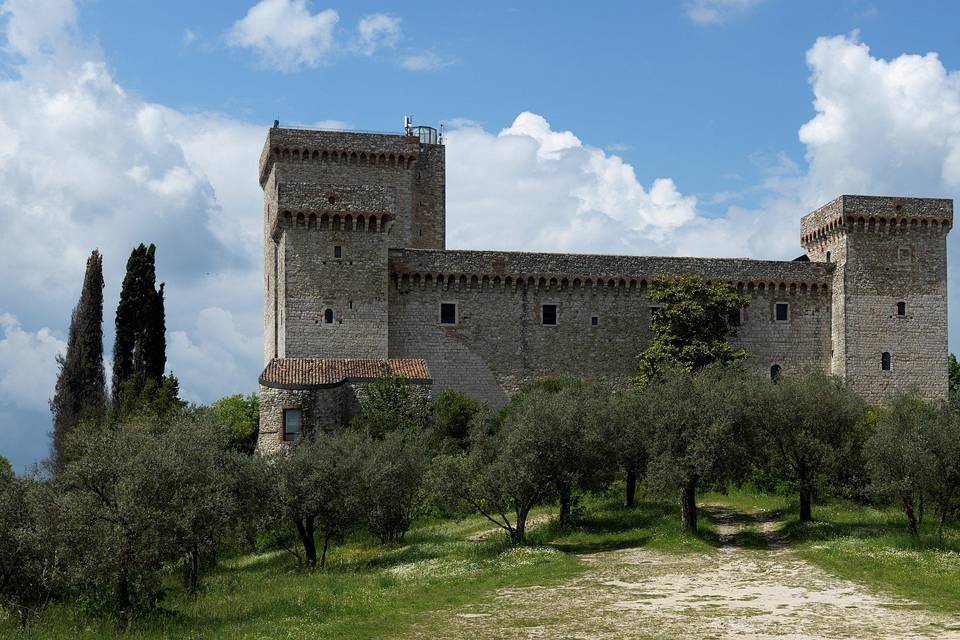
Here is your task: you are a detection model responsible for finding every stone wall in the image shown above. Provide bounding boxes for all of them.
[388,249,833,406]
[801,195,952,401]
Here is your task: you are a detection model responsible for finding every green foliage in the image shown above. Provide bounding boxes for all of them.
[112,243,166,404]
[211,394,260,454]
[111,374,185,424]
[50,250,107,473]
[361,430,431,543]
[950,354,960,393]
[866,393,960,541]
[58,414,247,614]
[752,369,866,521]
[266,431,366,568]
[350,370,431,439]
[0,472,70,629]
[431,389,482,451]
[635,275,750,384]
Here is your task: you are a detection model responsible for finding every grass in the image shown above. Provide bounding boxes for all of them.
[4,487,959,636]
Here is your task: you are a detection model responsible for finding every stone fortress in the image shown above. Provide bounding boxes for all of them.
[255,120,952,452]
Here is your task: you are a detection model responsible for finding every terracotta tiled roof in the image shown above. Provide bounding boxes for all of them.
[259,358,431,389]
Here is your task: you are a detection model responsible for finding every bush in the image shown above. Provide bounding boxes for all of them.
[431,389,482,452]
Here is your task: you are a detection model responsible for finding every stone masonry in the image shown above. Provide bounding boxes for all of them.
[256,122,952,451]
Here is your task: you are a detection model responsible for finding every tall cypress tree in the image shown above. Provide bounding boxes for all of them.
[50,250,107,471]
[112,243,166,405]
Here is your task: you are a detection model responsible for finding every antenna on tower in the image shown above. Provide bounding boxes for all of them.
[403,115,413,135]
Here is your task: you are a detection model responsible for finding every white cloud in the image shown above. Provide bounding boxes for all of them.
[355,14,400,56]
[1,0,76,59]
[226,0,339,71]
[684,0,765,26]
[181,28,196,49]
[399,51,451,72]
[0,314,64,412]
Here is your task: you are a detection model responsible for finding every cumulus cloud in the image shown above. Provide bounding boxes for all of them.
[399,51,451,72]
[355,14,400,56]
[226,0,339,71]
[683,0,765,26]
[0,314,64,412]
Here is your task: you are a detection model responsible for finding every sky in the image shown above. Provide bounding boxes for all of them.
[3,0,960,471]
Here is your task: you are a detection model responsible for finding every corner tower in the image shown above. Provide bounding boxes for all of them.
[801,195,952,402]
[259,122,445,363]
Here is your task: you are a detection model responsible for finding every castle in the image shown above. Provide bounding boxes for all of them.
[255,121,952,452]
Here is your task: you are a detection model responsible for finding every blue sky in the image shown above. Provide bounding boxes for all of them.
[3,0,960,472]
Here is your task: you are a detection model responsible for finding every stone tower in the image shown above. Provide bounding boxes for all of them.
[259,123,445,363]
[801,195,952,402]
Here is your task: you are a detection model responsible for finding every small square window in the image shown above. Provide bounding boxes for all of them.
[283,408,302,441]
[896,301,906,316]
[542,304,558,325]
[440,302,457,325]
[775,303,790,322]
[591,316,599,326]
[334,245,342,258]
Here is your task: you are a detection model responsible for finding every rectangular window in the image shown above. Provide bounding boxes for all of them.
[775,302,790,322]
[282,408,302,441]
[440,302,457,325]
[591,316,599,326]
[542,304,558,325]
[727,308,742,327]
[334,245,342,258]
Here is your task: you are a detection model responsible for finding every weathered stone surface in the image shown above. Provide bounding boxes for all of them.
[257,127,952,452]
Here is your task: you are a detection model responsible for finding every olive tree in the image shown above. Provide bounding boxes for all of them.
[268,431,365,568]
[611,388,653,508]
[757,370,865,522]
[361,429,431,543]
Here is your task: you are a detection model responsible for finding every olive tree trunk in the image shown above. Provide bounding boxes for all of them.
[680,479,697,532]
[624,467,637,509]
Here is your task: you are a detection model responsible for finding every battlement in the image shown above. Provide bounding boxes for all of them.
[271,209,394,240]
[801,195,953,245]
[259,126,436,186]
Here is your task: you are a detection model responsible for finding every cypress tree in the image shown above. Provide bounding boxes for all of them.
[112,243,166,405]
[50,250,107,471]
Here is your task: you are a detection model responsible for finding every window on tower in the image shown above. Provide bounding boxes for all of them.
[542,304,558,325]
[324,309,333,324]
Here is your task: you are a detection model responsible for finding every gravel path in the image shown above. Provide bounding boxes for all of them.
[407,508,960,639]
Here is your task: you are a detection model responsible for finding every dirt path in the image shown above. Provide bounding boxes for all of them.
[407,507,960,639]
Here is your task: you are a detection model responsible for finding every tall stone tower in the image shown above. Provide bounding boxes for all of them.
[801,195,952,402]
[259,122,445,363]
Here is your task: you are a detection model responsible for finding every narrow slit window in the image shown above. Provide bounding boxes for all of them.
[440,302,457,325]
[542,304,558,325]
[881,352,891,371]
[283,408,302,441]
[826,251,832,263]
[334,245,342,259]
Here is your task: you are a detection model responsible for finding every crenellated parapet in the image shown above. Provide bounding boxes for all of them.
[271,209,394,240]
[800,195,952,246]
[260,127,429,186]
[389,249,832,297]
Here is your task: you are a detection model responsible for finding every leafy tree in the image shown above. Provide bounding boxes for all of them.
[431,389,482,452]
[428,381,614,542]
[111,373,185,423]
[756,370,865,522]
[59,414,240,613]
[50,249,107,472]
[212,393,260,454]
[867,394,960,542]
[644,366,747,532]
[268,431,365,568]
[0,471,70,630]
[949,353,960,394]
[112,243,166,404]
[350,369,431,439]
[361,430,431,543]
[636,275,750,384]
[611,388,653,508]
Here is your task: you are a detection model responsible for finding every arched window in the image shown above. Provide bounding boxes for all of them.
[896,301,906,316]
[324,309,333,324]
[770,364,782,382]
[881,352,891,371]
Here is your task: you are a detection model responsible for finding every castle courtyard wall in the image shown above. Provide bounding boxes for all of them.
[388,249,833,404]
